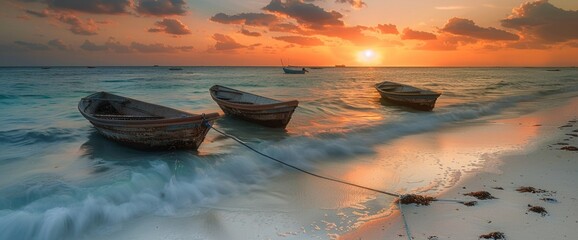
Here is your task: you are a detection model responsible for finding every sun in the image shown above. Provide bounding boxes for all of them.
[356,49,381,65]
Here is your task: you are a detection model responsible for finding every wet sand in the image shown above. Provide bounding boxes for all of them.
[343,97,578,240]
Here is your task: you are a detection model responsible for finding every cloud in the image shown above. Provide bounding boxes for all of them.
[273,35,324,46]
[25,9,50,17]
[46,0,131,14]
[47,39,69,50]
[80,40,108,51]
[211,33,246,51]
[240,28,262,37]
[136,0,187,16]
[400,28,437,40]
[441,17,519,40]
[80,39,192,53]
[131,42,178,53]
[57,14,99,35]
[210,13,278,27]
[263,0,344,29]
[148,18,191,35]
[335,0,366,9]
[376,23,398,34]
[501,0,578,43]
[14,40,50,50]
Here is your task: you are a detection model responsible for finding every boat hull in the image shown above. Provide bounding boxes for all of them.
[283,67,306,74]
[79,92,219,150]
[216,103,297,128]
[210,85,298,128]
[88,120,214,150]
[377,92,439,111]
[375,81,441,111]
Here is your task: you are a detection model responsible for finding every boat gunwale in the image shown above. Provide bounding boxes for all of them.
[210,85,299,111]
[375,81,441,97]
[78,92,220,127]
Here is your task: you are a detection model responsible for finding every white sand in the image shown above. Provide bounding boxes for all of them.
[342,98,578,240]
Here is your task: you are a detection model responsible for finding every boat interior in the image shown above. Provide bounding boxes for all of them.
[213,87,279,105]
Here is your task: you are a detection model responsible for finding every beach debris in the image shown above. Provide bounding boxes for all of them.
[492,187,504,190]
[479,231,506,239]
[516,186,546,194]
[397,194,436,205]
[560,124,573,128]
[464,191,497,200]
[527,205,548,216]
[463,201,478,206]
[428,236,439,240]
[560,146,578,151]
[540,197,558,203]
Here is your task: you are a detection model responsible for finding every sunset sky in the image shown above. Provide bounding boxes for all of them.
[1,0,578,66]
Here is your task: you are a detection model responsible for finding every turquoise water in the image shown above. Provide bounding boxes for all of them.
[1,67,577,239]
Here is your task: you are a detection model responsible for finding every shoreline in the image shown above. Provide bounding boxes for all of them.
[342,97,578,239]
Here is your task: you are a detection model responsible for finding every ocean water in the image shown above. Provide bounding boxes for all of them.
[1,66,577,239]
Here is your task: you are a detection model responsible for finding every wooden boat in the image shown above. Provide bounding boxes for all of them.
[375,81,441,111]
[283,67,307,74]
[209,85,298,128]
[78,92,220,150]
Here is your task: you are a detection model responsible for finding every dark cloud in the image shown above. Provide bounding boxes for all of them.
[130,42,178,53]
[79,39,191,53]
[46,0,131,14]
[80,40,108,51]
[273,35,324,46]
[501,0,578,43]
[376,23,398,35]
[14,41,50,50]
[263,0,344,29]
[148,18,191,35]
[57,14,98,35]
[105,38,132,53]
[210,13,278,27]
[211,34,246,51]
[136,0,187,16]
[400,28,437,40]
[335,0,366,9]
[47,39,69,50]
[25,9,50,17]
[269,23,303,34]
[240,28,262,37]
[441,17,519,41]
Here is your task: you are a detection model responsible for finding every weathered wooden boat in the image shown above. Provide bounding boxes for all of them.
[375,81,441,111]
[209,85,298,128]
[282,67,307,74]
[78,92,220,150]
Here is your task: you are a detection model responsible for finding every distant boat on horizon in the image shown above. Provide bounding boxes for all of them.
[87,66,96,69]
[153,65,159,67]
[335,64,346,68]
[282,67,308,74]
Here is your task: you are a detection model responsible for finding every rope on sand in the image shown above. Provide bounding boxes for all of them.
[202,118,474,239]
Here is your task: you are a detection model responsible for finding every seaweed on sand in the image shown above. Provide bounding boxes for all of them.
[397,194,437,206]
[464,191,497,200]
[516,186,546,194]
[528,205,548,216]
[479,232,506,239]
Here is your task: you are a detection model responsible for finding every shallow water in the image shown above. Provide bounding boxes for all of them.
[1,66,577,239]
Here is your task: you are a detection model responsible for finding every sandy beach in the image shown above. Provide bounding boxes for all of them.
[343,97,578,240]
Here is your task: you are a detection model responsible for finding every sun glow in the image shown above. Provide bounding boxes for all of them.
[356,49,381,66]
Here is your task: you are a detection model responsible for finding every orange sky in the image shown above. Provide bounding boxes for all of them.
[1,0,578,66]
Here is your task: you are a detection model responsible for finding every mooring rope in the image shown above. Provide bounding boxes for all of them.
[208,125,400,198]
[202,117,472,240]
[398,195,413,240]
